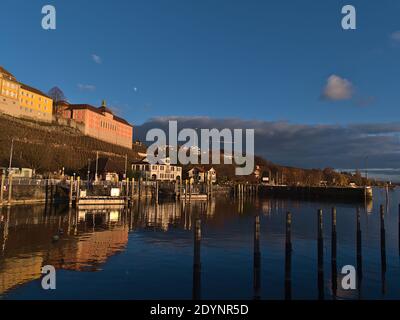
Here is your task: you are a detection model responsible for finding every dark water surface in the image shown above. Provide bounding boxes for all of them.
[1,188,400,300]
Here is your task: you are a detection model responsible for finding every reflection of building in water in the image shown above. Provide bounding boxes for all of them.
[0,255,44,296]
[47,227,128,271]
[0,207,128,295]
[78,209,121,223]
[206,200,216,218]
[365,199,373,215]
[261,200,272,215]
[144,202,183,231]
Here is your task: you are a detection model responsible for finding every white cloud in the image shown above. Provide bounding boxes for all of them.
[91,54,102,64]
[321,74,353,101]
[77,83,96,91]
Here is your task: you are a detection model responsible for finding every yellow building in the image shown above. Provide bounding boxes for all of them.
[0,66,53,122]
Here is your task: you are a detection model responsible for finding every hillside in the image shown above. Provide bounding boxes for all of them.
[180,154,382,187]
[0,113,146,176]
[0,113,384,186]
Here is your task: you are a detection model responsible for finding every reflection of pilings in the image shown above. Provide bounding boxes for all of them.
[74,208,78,235]
[129,205,134,231]
[380,205,386,294]
[331,207,337,299]
[193,215,201,300]
[253,214,261,300]
[1,207,10,254]
[285,212,292,300]
[356,207,363,292]
[67,207,72,235]
[317,209,324,300]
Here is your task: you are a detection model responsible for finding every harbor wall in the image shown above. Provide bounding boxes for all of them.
[258,185,372,201]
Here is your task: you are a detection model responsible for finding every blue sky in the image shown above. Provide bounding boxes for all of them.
[1,0,400,172]
[1,0,400,126]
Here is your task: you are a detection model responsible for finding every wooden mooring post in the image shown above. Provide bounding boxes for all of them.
[193,212,201,300]
[254,213,261,300]
[398,204,400,256]
[331,207,337,298]
[189,180,192,203]
[380,204,386,294]
[69,176,74,207]
[7,175,13,206]
[125,178,129,203]
[317,209,324,300]
[131,178,135,204]
[138,177,142,199]
[185,180,188,203]
[0,175,5,206]
[155,181,159,204]
[76,177,80,208]
[356,207,363,286]
[285,211,292,300]
[50,180,54,207]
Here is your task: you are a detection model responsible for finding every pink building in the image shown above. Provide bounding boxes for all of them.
[60,100,133,149]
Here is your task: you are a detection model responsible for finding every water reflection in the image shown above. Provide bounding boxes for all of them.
[0,205,129,295]
[0,188,400,300]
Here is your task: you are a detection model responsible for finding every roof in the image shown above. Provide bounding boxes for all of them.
[0,66,51,98]
[132,158,150,165]
[20,83,51,99]
[189,166,206,173]
[189,165,216,173]
[67,104,132,127]
[89,157,125,174]
[0,66,16,80]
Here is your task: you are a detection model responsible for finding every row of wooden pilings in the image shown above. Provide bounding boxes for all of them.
[192,203,392,300]
[233,183,259,198]
[255,204,389,300]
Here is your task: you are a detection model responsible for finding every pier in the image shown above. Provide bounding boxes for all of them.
[257,185,373,201]
[0,174,378,207]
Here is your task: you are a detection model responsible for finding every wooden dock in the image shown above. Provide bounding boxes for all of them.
[77,196,126,206]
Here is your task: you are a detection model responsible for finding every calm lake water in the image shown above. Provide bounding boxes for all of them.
[1,188,400,300]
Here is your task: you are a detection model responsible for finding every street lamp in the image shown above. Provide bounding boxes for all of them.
[8,138,14,176]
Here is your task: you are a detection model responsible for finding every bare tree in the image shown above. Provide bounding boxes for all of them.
[48,87,66,103]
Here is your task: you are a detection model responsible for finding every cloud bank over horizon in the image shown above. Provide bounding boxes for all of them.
[135,116,400,170]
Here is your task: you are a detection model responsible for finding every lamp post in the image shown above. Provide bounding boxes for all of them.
[8,138,14,176]
[95,151,99,182]
[124,154,128,179]
[87,158,91,188]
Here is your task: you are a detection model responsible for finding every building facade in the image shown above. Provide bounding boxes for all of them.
[60,100,133,149]
[132,158,182,181]
[0,66,53,122]
[188,166,217,184]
